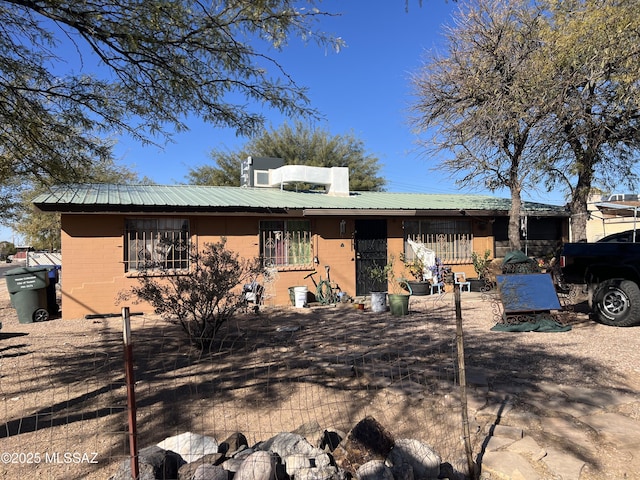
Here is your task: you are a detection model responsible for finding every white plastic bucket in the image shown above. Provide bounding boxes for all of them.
[294,286,308,308]
[370,291,387,313]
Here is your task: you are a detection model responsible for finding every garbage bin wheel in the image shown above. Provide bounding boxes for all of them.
[33,308,49,322]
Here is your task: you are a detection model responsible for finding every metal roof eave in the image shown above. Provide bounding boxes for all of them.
[32,184,570,217]
[35,203,568,218]
[302,208,505,217]
[302,208,568,217]
[594,202,640,217]
[33,203,290,215]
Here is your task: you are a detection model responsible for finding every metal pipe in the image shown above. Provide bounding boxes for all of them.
[122,307,139,480]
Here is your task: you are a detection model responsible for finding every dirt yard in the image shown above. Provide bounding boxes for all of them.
[1,281,640,480]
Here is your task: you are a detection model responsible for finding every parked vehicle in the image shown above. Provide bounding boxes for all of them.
[596,229,639,243]
[561,241,640,326]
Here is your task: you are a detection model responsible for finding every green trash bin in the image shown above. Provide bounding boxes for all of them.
[5,266,50,323]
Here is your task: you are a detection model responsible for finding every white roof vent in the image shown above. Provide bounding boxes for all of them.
[267,165,349,196]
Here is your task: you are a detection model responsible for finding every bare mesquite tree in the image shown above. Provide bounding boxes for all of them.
[0,1,343,220]
[411,0,550,251]
[412,0,640,243]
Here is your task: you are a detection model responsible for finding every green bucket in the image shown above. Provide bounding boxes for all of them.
[388,294,410,316]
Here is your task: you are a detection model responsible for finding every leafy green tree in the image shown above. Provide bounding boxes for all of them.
[0,241,16,261]
[188,122,386,191]
[123,239,263,349]
[14,206,60,252]
[0,0,343,219]
[411,0,548,250]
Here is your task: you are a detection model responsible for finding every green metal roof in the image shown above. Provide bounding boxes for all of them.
[33,184,569,216]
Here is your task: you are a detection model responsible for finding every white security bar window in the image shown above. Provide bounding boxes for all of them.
[125,218,190,272]
[404,219,473,264]
[260,220,312,267]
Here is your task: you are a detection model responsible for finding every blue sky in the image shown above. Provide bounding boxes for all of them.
[6,1,569,244]
[114,0,568,201]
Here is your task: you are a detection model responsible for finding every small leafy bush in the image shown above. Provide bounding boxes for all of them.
[399,252,426,281]
[123,238,262,349]
[363,255,396,292]
[471,249,492,279]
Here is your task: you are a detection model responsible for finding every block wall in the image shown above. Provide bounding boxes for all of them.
[59,214,363,318]
[59,214,493,318]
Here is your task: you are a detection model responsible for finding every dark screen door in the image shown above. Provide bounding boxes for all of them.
[355,219,388,295]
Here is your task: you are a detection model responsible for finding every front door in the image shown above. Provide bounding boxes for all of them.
[355,219,388,296]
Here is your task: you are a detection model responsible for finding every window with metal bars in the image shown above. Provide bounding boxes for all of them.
[404,219,473,264]
[124,218,190,272]
[259,220,312,267]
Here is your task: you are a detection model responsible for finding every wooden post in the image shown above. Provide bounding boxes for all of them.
[123,307,139,480]
[455,284,478,479]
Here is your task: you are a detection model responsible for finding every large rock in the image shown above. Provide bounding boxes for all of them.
[333,416,395,474]
[222,448,255,473]
[438,461,469,480]
[386,439,440,480]
[191,464,229,480]
[258,430,335,480]
[295,465,344,480]
[282,450,332,477]
[234,450,277,480]
[178,453,225,480]
[357,460,395,480]
[219,432,249,456]
[257,432,316,457]
[320,428,346,452]
[158,432,219,464]
[110,445,185,480]
[292,421,326,448]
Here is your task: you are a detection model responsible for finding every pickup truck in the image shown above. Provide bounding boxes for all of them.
[561,241,640,326]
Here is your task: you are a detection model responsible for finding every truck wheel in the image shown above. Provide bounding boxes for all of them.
[593,279,640,327]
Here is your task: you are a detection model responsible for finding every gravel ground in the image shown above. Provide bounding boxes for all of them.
[1,280,639,479]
